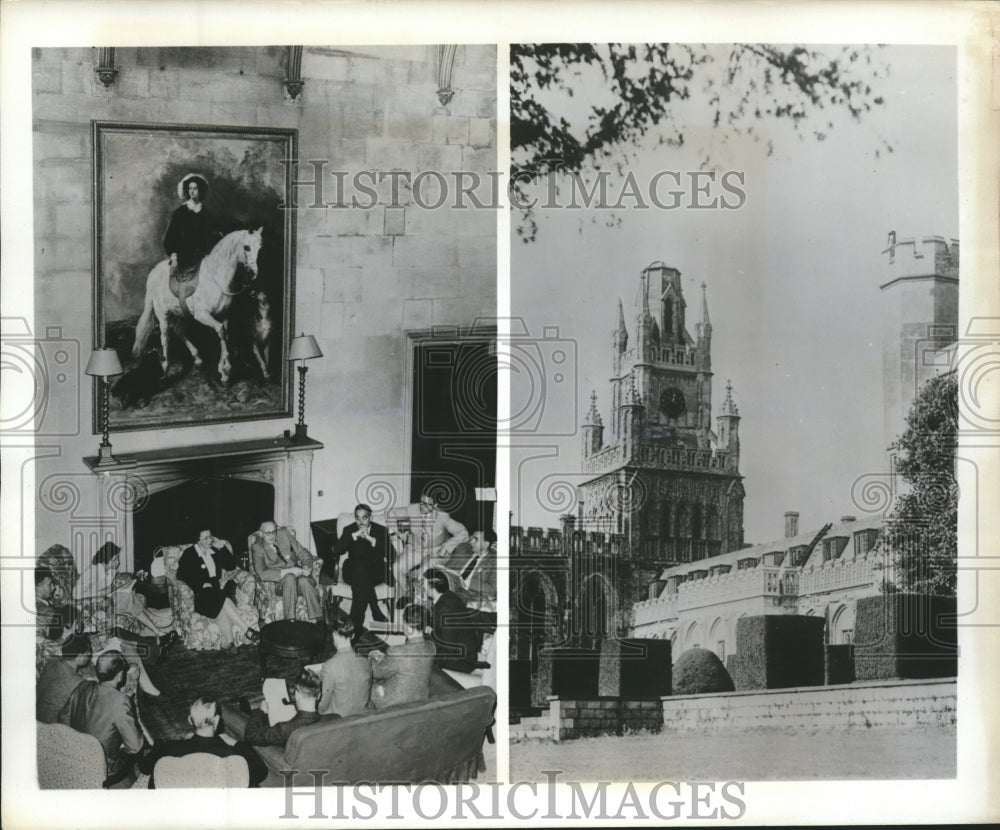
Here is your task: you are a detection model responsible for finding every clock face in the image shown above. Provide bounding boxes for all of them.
[660,386,686,418]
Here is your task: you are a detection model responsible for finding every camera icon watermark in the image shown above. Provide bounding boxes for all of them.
[500,318,578,437]
[1,317,82,437]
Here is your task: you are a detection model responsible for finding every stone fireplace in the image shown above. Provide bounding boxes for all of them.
[83,436,322,572]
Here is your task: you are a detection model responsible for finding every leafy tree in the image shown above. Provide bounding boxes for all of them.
[511,43,891,239]
[883,373,958,596]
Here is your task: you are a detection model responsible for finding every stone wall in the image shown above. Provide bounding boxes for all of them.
[549,697,664,741]
[660,677,955,732]
[31,45,495,568]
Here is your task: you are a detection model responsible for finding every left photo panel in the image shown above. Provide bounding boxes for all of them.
[30,45,498,789]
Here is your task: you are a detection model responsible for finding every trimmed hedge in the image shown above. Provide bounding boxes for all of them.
[824,644,855,685]
[510,659,533,710]
[734,615,825,689]
[541,647,600,700]
[726,653,747,690]
[598,638,672,697]
[672,647,735,694]
[854,594,957,680]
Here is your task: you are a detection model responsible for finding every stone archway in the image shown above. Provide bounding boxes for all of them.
[514,569,560,672]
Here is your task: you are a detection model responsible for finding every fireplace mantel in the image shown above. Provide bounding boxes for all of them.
[83,436,323,570]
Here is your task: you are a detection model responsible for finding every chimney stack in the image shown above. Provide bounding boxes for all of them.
[784,511,800,539]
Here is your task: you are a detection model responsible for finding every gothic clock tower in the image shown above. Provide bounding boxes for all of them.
[579,261,745,606]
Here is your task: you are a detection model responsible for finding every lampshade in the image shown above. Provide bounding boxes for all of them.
[288,334,322,362]
[85,347,123,377]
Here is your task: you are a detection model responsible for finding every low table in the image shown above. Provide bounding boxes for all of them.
[258,620,326,680]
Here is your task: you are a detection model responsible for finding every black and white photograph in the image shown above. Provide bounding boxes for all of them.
[2,1,999,829]
[21,41,498,799]
[508,41,965,782]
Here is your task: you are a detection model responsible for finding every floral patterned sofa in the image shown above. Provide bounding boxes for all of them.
[246,528,323,625]
[160,543,259,650]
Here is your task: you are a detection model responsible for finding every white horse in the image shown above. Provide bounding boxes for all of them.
[132,228,263,384]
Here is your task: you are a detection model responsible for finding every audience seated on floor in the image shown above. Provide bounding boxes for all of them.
[37,634,94,724]
[138,696,267,788]
[317,616,372,718]
[369,604,436,709]
[238,668,337,748]
[36,563,162,698]
[57,650,147,787]
[424,568,494,676]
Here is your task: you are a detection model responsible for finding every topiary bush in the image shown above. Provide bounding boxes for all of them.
[672,647,735,695]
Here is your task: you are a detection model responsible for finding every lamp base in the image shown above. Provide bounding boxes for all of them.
[291,423,310,442]
[93,444,120,467]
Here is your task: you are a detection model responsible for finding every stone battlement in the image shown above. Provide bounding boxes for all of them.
[882,234,959,280]
[510,523,625,556]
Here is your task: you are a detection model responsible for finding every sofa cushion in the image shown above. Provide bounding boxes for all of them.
[223,683,494,786]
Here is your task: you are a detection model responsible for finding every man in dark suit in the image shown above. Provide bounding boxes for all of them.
[138,696,267,788]
[240,668,336,748]
[424,568,484,674]
[177,529,257,651]
[329,504,392,633]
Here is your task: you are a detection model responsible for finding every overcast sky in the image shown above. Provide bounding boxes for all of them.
[509,44,958,544]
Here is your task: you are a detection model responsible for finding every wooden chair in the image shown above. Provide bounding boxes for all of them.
[36,722,106,789]
[154,753,250,788]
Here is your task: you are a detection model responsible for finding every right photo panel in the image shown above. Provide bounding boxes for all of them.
[508,43,959,783]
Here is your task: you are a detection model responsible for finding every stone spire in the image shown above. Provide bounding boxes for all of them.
[721,379,739,416]
[585,390,603,425]
[717,379,741,470]
[581,390,605,458]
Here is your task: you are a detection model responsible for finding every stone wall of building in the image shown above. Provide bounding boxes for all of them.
[549,697,664,741]
[31,45,495,566]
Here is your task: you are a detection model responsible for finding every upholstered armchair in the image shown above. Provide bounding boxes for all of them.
[36,722,106,789]
[160,543,258,650]
[246,528,323,624]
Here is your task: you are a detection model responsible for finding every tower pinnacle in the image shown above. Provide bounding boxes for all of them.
[721,379,739,416]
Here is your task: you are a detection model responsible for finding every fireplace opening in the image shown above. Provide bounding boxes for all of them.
[133,477,275,573]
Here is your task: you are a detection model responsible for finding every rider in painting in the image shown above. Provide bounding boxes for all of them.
[165,173,220,280]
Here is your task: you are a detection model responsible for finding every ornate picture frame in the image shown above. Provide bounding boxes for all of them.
[92,120,297,432]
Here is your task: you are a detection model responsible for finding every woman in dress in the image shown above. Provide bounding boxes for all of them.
[76,542,174,641]
[177,530,259,651]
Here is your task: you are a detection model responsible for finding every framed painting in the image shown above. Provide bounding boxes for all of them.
[92,121,297,432]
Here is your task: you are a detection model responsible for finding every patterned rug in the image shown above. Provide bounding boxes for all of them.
[138,630,386,741]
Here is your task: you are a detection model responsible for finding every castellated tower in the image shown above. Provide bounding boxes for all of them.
[880,233,959,465]
[579,261,746,595]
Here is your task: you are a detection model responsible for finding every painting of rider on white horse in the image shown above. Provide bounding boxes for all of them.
[93,122,295,431]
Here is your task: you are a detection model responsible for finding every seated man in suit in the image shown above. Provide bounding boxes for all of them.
[239,668,336,748]
[416,490,469,558]
[138,696,267,788]
[37,634,94,723]
[423,568,485,674]
[369,604,436,709]
[317,616,372,718]
[327,504,392,634]
[251,521,322,623]
[443,529,497,606]
[58,650,147,787]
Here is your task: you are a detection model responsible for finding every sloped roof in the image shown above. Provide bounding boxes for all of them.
[656,513,883,579]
